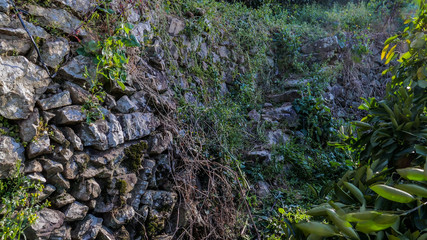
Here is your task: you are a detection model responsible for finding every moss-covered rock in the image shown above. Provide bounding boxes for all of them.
[124,141,148,172]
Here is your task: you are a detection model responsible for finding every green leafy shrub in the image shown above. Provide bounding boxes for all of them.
[0,162,48,240]
[301,2,427,238]
[76,2,140,123]
[78,22,140,91]
[272,28,304,72]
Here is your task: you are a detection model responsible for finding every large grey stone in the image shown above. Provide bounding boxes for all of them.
[266,90,300,103]
[119,112,160,141]
[71,178,101,201]
[62,127,83,151]
[38,91,72,110]
[0,12,49,55]
[142,191,177,211]
[114,95,137,113]
[56,105,86,125]
[25,208,65,240]
[27,133,52,159]
[24,160,43,173]
[49,125,68,144]
[63,160,79,180]
[51,192,75,208]
[77,120,109,150]
[148,131,172,155]
[18,108,40,142]
[51,146,74,164]
[104,205,135,229]
[0,56,50,119]
[0,136,25,178]
[41,37,70,68]
[115,173,137,194]
[0,34,31,55]
[261,103,298,127]
[71,214,103,240]
[50,224,72,240]
[49,172,70,189]
[64,201,89,222]
[0,0,11,13]
[27,5,87,36]
[41,159,64,176]
[301,36,339,61]
[38,184,56,202]
[0,12,49,39]
[53,0,96,16]
[64,81,91,105]
[129,91,147,110]
[168,18,185,36]
[59,56,95,84]
[104,111,124,148]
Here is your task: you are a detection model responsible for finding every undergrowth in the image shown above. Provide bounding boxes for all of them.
[156,0,395,239]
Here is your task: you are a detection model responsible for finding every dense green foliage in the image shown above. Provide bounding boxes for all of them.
[299,1,427,239]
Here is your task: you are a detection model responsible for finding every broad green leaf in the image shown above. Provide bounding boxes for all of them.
[397,168,427,181]
[278,208,285,215]
[296,222,337,237]
[335,185,354,204]
[419,233,427,240]
[395,184,427,198]
[370,184,415,203]
[345,211,381,222]
[343,182,365,205]
[355,217,398,234]
[352,121,372,129]
[307,234,322,240]
[415,145,427,156]
[307,206,329,217]
[326,209,360,240]
[374,214,399,225]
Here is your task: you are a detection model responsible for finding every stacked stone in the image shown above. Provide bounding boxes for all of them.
[0,0,177,239]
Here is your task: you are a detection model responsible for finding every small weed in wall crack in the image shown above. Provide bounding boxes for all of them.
[0,161,49,240]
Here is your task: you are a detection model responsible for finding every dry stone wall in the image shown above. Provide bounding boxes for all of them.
[0,1,178,239]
